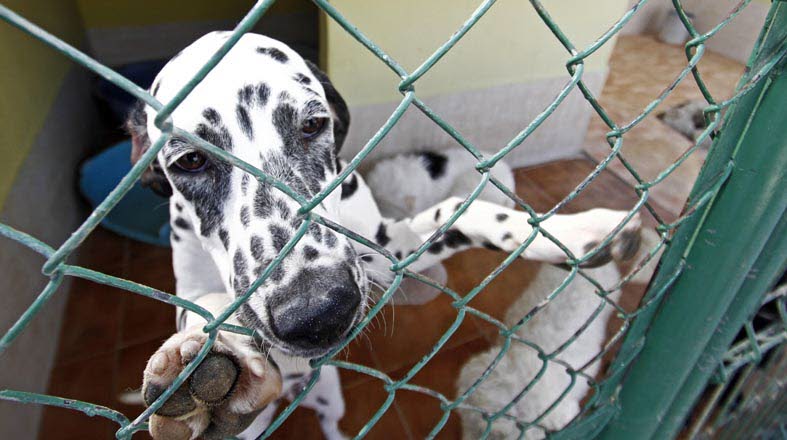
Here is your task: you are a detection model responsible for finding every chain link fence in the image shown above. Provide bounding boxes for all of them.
[0,0,785,439]
[683,281,786,439]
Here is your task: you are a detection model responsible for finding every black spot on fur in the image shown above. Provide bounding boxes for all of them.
[454,202,462,212]
[324,229,337,248]
[434,208,441,222]
[395,251,402,260]
[203,108,221,125]
[309,223,322,243]
[502,232,513,241]
[482,241,502,251]
[240,206,250,227]
[375,223,390,247]
[294,73,311,85]
[174,217,191,230]
[427,241,444,254]
[270,263,285,283]
[218,227,229,250]
[361,255,373,262]
[251,235,265,261]
[269,224,290,253]
[195,122,233,151]
[256,83,270,106]
[152,81,161,96]
[254,184,274,218]
[496,213,509,222]
[289,215,305,230]
[238,85,254,106]
[275,199,291,221]
[171,232,181,242]
[340,174,358,200]
[273,103,298,154]
[444,229,471,248]
[418,151,448,179]
[236,104,253,140]
[304,246,319,261]
[233,274,250,294]
[241,174,250,195]
[233,249,248,277]
[316,396,329,405]
[257,46,289,63]
[304,100,327,116]
[239,303,265,333]
[175,203,183,212]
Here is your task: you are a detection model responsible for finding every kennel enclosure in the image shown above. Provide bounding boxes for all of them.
[0,0,785,438]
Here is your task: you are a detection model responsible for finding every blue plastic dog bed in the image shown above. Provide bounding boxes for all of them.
[79,140,171,247]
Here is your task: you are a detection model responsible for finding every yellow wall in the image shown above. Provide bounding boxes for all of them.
[0,0,85,208]
[322,0,630,107]
[76,0,313,29]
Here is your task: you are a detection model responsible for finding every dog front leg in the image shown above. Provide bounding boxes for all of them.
[382,197,641,273]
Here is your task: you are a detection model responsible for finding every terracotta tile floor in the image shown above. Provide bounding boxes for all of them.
[39,34,733,439]
[583,34,745,217]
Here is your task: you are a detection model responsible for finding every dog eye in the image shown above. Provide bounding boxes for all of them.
[301,117,327,139]
[174,151,208,172]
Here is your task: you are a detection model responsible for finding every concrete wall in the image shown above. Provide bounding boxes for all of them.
[0,0,85,208]
[621,0,770,64]
[0,2,104,438]
[0,69,102,440]
[321,0,631,168]
[76,0,318,66]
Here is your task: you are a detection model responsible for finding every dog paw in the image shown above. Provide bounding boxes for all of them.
[142,328,281,440]
[578,210,642,267]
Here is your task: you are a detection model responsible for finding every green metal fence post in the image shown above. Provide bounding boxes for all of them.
[597,3,787,439]
[653,212,787,439]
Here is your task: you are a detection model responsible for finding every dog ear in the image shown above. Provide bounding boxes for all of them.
[126,101,173,197]
[305,60,350,154]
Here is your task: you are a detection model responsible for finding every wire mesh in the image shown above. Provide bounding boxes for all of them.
[0,0,784,439]
[684,284,787,439]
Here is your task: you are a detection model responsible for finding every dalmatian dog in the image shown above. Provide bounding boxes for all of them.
[126,31,641,440]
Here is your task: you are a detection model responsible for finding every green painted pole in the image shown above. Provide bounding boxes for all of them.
[654,209,786,439]
[597,3,787,438]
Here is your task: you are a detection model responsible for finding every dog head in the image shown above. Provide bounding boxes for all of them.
[127,32,364,358]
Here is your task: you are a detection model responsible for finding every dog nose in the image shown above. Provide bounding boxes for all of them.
[268,267,360,350]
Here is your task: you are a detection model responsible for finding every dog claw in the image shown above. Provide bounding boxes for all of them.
[150,352,169,375]
[179,339,202,361]
[248,357,267,377]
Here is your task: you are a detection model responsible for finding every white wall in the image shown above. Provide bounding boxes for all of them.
[322,0,631,168]
[621,0,770,64]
